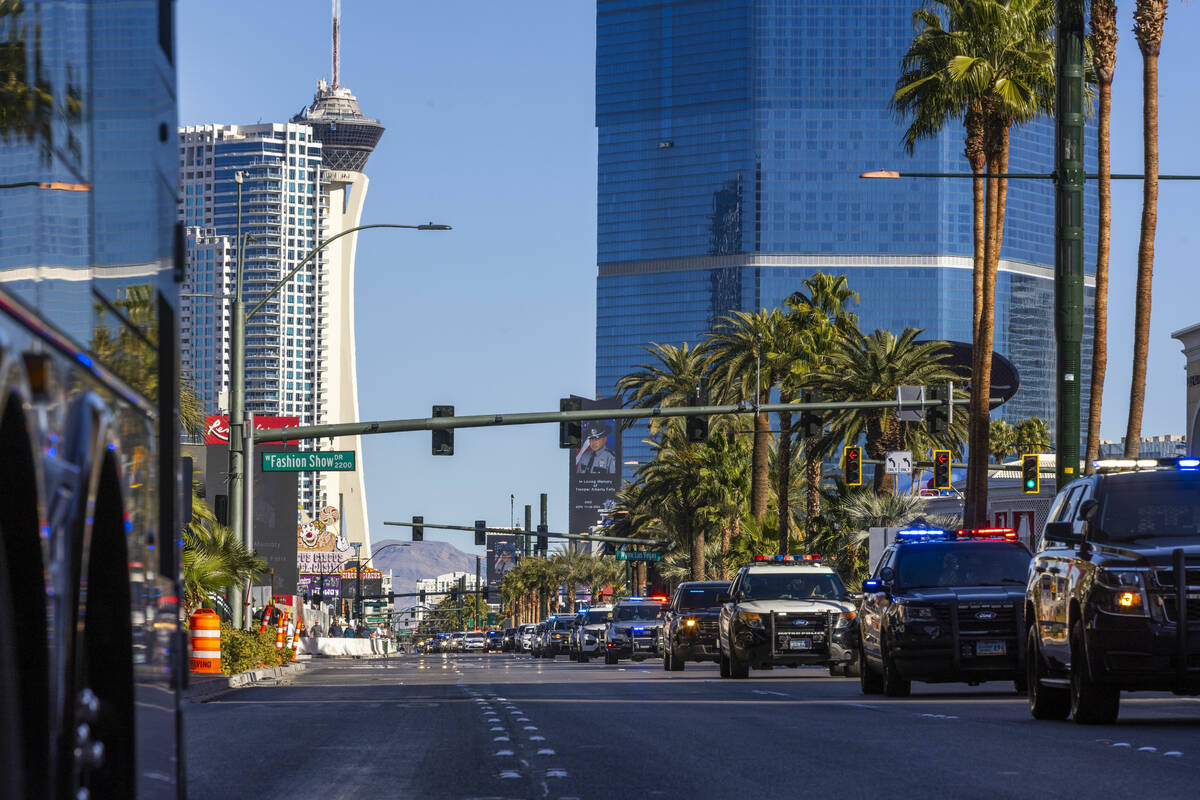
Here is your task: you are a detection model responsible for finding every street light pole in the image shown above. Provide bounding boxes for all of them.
[350,541,362,627]
[225,219,449,625]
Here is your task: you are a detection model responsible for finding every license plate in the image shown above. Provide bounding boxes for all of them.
[788,638,812,651]
[976,640,1006,656]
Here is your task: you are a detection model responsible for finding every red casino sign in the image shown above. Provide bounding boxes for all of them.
[204,415,300,445]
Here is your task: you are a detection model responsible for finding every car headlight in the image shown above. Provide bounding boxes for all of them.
[684,618,697,628]
[1095,569,1148,616]
[834,611,856,629]
[738,611,764,629]
[1097,569,1145,589]
[897,605,935,622]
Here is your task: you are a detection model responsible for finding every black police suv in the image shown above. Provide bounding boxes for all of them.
[660,581,729,671]
[1026,460,1200,724]
[859,529,1031,697]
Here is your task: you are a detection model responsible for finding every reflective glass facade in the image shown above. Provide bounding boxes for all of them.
[596,0,1095,475]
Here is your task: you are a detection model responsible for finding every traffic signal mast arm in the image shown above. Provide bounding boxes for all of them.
[253,395,986,444]
[382,519,671,549]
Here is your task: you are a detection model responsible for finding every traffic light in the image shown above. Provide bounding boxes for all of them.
[560,397,582,448]
[432,405,454,455]
[685,388,709,443]
[387,591,395,603]
[475,519,486,546]
[800,388,823,439]
[412,515,424,542]
[927,385,950,435]
[419,589,426,604]
[844,445,863,486]
[1022,454,1040,494]
[601,539,615,556]
[536,523,548,554]
[932,449,952,490]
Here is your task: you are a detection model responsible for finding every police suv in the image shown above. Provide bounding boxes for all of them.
[603,596,668,664]
[1026,457,1200,724]
[717,555,859,678]
[569,605,613,662]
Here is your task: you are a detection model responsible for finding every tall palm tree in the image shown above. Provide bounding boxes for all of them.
[1013,416,1052,455]
[989,418,1016,464]
[638,438,707,580]
[823,328,968,493]
[704,308,789,519]
[1086,0,1119,472]
[694,431,751,571]
[183,519,266,617]
[893,0,1059,526]
[785,273,861,544]
[616,342,712,440]
[1125,0,1168,457]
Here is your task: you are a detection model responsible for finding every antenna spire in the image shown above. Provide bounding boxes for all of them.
[331,0,341,88]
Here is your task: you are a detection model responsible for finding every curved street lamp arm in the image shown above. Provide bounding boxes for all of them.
[245,223,450,320]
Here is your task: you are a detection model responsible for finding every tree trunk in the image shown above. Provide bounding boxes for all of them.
[804,438,821,544]
[965,105,987,342]
[751,403,771,518]
[1126,21,1162,457]
[1086,75,1114,472]
[567,583,576,614]
[777,409,793,555]
[691,528,706,581]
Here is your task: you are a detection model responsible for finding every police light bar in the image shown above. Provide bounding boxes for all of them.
[649,595,669,602]
[627,596,644,601]
[895,529,948,541]
[957,527,1018,541]
[752,555,799,563]
[1092,458,1166,472]
[801,554,822,562]
[1179,458,1200,470]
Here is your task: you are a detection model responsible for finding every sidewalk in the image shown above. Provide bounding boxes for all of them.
[184,659,310,703]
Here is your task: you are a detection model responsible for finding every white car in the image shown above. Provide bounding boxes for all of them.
[463,631,486,652]
[569,605,613,662]
[518,624,536,652]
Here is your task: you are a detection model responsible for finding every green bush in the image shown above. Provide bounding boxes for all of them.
[220,624,287,675]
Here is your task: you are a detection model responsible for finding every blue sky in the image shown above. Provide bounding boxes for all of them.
[178,1,1200,554]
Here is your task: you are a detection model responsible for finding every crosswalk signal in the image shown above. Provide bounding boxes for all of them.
[475,519,487,546]
[412,515,424,542]
[432,405,454,455]
[932,450,952,490]
[1022,454,1040,494]
[800,388,823,439]
[560,397,582,448]
[844,445,863,486]
[927,385,950,435]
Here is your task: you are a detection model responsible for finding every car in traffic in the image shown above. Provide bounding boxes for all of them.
[518,624,537,652]
[447,631,466,652]
[539,616,576,659]
[1026,458,1200,724]
[485,629,504,652]
[463,631,486,652]
[659,581,729,671]
[603,597,668,664]
[718,555,859,679]
[569,605,613,662]
[859,528,1031,696]
[530,621,550,658]
[502,627,519,652]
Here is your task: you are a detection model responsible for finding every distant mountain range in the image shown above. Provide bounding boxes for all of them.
[370,538,480,596]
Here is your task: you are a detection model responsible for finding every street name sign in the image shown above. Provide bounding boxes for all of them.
[262,451,356,472]
[615,550,662,562]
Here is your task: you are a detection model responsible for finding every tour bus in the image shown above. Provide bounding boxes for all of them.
[0,1,185,797]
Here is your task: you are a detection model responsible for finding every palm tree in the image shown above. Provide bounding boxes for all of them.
[694,431,751,572]
[638,438,707,581]
[893,0,1059,526]
[823,328,968,493]
[1013,416,1052,455]
[616,342,711,440]
[1125,0,1168,457]
[989,418,1016,464]
[785,273,860,543]
[703,308,789,520]
[1086,0,1118,473]
[183,518,266,617]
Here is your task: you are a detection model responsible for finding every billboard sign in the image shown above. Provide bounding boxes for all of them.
[297,504,352,595]
[569,396,622,546]
[486,534,519,593]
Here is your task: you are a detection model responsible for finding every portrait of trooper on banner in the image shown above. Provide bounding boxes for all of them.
[575,421,617,474]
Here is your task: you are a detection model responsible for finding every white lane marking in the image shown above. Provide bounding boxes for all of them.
[517,717,530,722]
[546,769,568,778]
[1164,751,1184,757]
[490,726,505,732]
[537,748,556,755]
[498,770,522,779]
[530,735,546,741]
[1138,746,1158,753]
[751,690,790,697]
[494,750,514,757]
[846,703,880,710]
[523,726,539,731]
[917,713,958,720]
[493,736,510,742]
[1113,742,1132,748]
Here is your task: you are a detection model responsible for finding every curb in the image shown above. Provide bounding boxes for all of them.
[185,660,309,703]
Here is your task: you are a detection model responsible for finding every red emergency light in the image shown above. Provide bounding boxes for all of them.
[801,554,822,562]
[956,528,1018,541]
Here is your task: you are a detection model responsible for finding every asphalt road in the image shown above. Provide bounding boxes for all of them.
[187,652,1200,799]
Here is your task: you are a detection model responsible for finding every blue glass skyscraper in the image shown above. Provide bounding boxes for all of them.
[595,0,1094,474]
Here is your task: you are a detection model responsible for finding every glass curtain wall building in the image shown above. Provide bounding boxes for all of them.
[596,0,1095,476]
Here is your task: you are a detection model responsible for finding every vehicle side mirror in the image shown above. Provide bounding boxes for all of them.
[1078,499,1098,521]
[879,567,895,584]
[716,592,731,604]
[1043,521,1084,545]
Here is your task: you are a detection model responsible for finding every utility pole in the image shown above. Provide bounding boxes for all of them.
[475,555,482,629]
[1055,0,1086,490]
[523,504,532,559]
[228,170,246,629]
[351,541,362,627]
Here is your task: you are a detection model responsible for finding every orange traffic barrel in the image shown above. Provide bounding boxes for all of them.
[289,621,300,661]
[275,612,288,650]
[189,609,222,674]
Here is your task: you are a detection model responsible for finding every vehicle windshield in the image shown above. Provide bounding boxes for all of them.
[1094,474,1200,541]
[614,604,664,621]
[894,542,1031,588]
[552,619,575,630]
[677,585,727,610]
[740,571,846,601]
[581,611,611,625]
[465,632,484,639]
